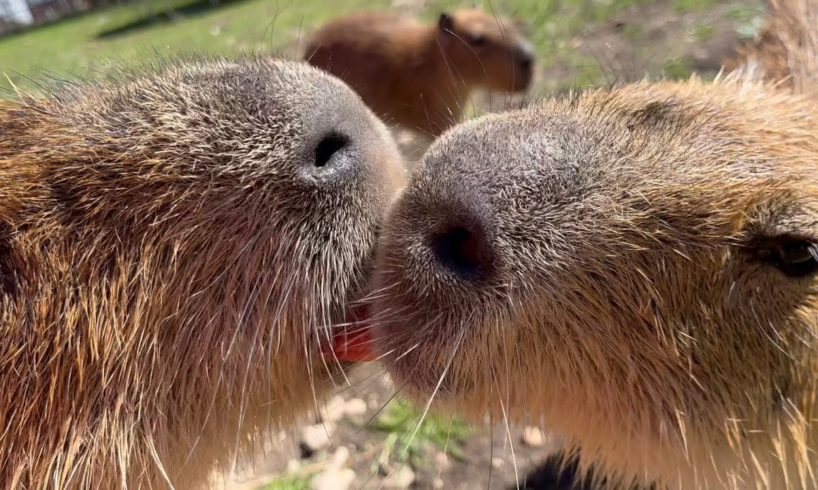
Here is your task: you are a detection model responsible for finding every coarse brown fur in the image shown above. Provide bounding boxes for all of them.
[367,0,818,488]
[303,9,535,138]
[0,57,404,489]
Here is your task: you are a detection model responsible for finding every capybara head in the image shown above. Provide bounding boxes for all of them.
[0,58,404,488]
[437,9,535,93]
[368,79,818,488]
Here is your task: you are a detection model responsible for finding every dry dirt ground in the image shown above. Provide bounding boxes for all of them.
[221,0,763,488]
[224,369,563,490]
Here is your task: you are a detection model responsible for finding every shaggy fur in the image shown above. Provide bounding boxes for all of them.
[367,1,818,488]
[0,58,404,489]
[303,9,535,137]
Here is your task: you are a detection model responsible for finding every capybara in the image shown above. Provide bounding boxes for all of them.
[304,9,535,137]
[351,0,818,488]
[0,57,404,489]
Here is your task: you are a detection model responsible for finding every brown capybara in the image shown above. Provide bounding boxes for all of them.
[0,57,404,489]
[347,0,818,488]
[304,9,535,137]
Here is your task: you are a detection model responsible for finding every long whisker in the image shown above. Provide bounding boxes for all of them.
[491,365,520,489]
[402,324,468,458]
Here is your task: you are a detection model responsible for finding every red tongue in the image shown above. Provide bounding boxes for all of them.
[328,327,376,362]
[325,304,377,362]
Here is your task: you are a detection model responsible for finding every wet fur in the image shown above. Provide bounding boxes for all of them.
[0,57,403,488]
[369,1,818,488]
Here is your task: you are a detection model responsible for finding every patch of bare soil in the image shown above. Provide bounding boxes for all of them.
[222,369,561,490]
[544,0,764,88]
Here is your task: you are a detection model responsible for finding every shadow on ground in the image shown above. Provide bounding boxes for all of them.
[96,0,253,38]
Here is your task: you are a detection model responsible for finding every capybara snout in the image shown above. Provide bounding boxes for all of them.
[438,10,535,93]
[0,58,404,489]
[372,78,818,490]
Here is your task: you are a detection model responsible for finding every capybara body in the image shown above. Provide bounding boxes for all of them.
[0,58,404,488]
[365,0,818,488]
[304,9,534,137]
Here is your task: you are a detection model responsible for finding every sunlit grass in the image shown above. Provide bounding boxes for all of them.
[260,474,312,490]
[371,398,472,469]
[0,0,389,92]
[1,0,758,95]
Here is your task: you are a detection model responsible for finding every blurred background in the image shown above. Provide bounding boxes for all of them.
[0,0,767,488]
[0,0,765,94]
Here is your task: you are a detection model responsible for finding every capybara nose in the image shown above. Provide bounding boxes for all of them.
[430,223,494,282]
[519,56,533,73]
[513,44,535,90]
[301,126,361,186]
[313,132,351,170]
[517,42,535,67]
[299,89,404,190]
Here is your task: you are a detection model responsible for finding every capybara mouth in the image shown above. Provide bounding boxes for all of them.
[324,300,377,362]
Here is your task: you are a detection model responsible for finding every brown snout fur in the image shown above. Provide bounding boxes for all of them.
[369,1,818,488]
[0,57,404,489]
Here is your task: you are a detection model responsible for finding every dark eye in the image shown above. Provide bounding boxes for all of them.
[753,236,818,278]
[468,34,487,47]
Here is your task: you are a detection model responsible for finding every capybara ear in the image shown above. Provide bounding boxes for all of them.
[438,12,454,32]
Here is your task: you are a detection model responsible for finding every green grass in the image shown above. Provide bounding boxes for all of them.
[675,0,718,13]
[413,0,659,92]
[1,0,758,94]
[662,57,693,79]
[691,23,715,42]
[730,4,766,39]
[371,399,471,469]
[260,475,312,490]
[0,0,389,92]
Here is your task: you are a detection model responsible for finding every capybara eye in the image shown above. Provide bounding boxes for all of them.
[754,236,818,278]
[314,133,349,168]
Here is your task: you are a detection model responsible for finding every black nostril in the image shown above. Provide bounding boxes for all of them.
[431,226,491,281]
[519,57,533,71]
[314,133,349,168]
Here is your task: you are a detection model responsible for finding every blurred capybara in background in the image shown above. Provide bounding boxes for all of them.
[304,9,535,138]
